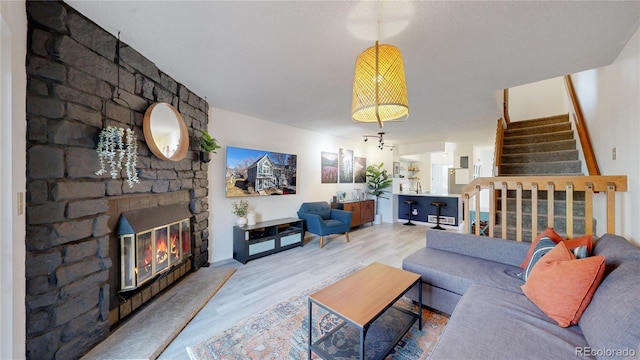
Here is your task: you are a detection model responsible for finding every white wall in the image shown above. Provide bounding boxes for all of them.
[0,1,26,358]
[509,77,569,121]
[472,145,495,212]
[208,107,383,263]
[571,26,640,246]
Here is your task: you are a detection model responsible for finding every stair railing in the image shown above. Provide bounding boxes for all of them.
[564,75,600,176]
[462,175,627,241]
[503,89,511,125]
[493,118,506,176]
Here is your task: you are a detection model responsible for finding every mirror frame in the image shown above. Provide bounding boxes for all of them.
[143,102,189,161]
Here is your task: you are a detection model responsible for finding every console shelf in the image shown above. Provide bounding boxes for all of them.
[233,217,304,264]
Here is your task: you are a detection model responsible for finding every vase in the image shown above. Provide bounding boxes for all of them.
[246,211,256,226]
[236,216,247,227]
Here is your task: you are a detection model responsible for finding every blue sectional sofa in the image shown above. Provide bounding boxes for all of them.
[402,230,640,359]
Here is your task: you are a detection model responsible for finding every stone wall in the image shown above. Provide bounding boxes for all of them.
[25,1,210,358]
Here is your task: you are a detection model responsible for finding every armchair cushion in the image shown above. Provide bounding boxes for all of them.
[298,202,332,220]
[297,202,352,236]
[319,210,331,220]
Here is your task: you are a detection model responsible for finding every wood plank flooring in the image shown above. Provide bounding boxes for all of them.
[159,222,437,359]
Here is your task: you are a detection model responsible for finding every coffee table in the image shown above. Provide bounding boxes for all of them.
[308,262,422,360]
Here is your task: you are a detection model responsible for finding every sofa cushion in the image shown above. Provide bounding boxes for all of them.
[402,247,524,296]
[579,259,640,358]
[521,241,605,327]
[430,284,590,360]
[518,237,555,281]
[426,230,530,267]
[592,234,640,274]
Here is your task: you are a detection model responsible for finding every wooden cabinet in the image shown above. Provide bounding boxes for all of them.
[343,202,361,227]
[332,199,375,228]
[233,217,303,264]
[361,199,374,224]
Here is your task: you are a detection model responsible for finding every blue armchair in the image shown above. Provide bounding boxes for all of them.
[297,202,353,248]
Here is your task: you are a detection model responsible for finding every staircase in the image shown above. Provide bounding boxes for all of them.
[500,114,581,176]
[496,114,588,240]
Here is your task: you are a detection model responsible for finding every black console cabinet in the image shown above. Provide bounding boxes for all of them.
[233,217,304,264]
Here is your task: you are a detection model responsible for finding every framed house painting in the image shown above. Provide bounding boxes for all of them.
[226,146,297,197]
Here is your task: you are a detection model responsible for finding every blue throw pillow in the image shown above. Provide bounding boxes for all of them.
[518,237,556,281]
[572,245,588,259]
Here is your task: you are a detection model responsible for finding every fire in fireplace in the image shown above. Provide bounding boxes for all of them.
[117,204,192,291]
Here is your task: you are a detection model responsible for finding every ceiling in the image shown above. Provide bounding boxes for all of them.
[67,1,640,148]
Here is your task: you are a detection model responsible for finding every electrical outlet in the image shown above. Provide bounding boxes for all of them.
[612,147,617,160]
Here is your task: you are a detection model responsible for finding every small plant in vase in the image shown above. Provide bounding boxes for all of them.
[232,199,250,227]
[199,130,221,163]
[366,162,393,223]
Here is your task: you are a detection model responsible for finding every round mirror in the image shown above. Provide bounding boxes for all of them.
[143,102,189,161]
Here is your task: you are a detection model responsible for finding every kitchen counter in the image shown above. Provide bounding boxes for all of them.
[395,192,461,197]
[396,193,461,226]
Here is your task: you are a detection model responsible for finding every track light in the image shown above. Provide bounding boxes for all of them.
[363,132,393,151]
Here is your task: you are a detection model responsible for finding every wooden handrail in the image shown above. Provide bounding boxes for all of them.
[493,118,506,176]
[462,175,627,240]
[564,75,600,176]
[503,89,511,125]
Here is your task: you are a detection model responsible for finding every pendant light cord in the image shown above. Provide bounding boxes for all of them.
[377,0,385,41]
[374,0,386,127]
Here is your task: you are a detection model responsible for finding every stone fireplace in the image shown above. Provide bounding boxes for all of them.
[105,192,197,324]
[25,2,211,359]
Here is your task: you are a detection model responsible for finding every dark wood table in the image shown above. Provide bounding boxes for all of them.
[308,262,422,360]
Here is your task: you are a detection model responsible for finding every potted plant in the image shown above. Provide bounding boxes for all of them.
[95,125,139,188]
[199,130,221,163]
[231,199,250,227]
[366,162,393,224]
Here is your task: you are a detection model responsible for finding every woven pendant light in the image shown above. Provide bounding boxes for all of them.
[352,41,409,127]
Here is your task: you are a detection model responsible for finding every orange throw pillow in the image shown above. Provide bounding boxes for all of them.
[520,227,565,268]
[521,241,605,327]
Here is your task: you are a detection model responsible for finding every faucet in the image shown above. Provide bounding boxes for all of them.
[415,181,422,194]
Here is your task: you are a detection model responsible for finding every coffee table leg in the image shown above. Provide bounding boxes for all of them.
[360,326,367,360]
[308,299,312,359]
[418,280,423,331]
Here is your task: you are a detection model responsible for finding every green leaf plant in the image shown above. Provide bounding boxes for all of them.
[199,130,221,153]
[366,162,393,215]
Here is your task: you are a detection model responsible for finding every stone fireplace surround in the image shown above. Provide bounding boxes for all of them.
[25,2,210,359]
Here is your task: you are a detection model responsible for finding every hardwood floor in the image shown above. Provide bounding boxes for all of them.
[159,222,436,359]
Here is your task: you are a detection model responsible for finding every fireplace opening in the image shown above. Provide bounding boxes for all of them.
[117,203,192,292]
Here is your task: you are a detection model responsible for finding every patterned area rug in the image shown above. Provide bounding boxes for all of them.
[186,264,448,360]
